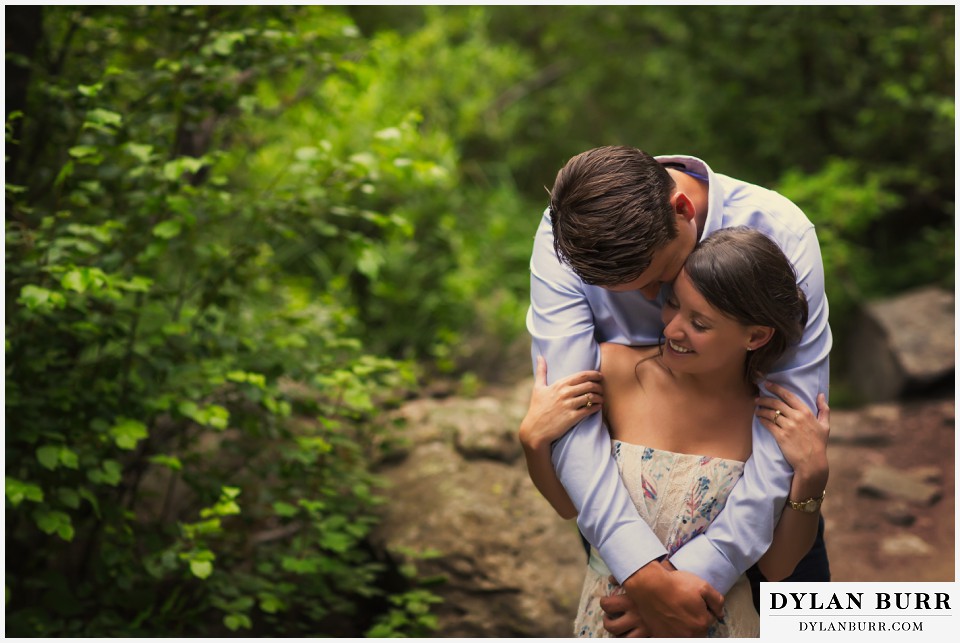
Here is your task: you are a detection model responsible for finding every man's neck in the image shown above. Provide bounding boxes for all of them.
[667,168,710,238]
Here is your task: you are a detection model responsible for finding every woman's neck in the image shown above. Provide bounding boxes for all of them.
[653,353,755,400]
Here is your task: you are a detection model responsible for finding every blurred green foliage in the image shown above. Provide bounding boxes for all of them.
[5,4,954,636]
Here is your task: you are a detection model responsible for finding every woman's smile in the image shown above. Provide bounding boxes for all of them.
[667,339,694,355]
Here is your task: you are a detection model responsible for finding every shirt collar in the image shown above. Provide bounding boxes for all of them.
[655,154,725,242]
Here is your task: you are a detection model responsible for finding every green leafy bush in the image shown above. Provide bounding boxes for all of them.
[5,6,434,636]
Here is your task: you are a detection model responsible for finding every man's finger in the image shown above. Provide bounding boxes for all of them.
[602,608,649,637]
[620,626,650,638]
[599,593,633,616]
[701,585,725,622]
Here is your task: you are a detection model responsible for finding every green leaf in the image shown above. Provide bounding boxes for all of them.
[116,275,153,292]
[84,108,123,131]
[222,486,241,499]
[61,266,109,294]
[148,454,183,471]
[88,459,122,486]
[257,592,285,614]
[109,418,149,450]
[152,219,182,239]
[205,405,230,430]
[162,157,207,181]
[5,477,44,507]
[59,447,79,469]
[124,142,154,163]
[320,530,353,553]
[68,145,99,159]
[189,560,213,579]
[223,613,252,631]
[77,82,102,97]
[281,556,320,574]
[61,269,86,293]
[356,246,384,279]
[272,501,298,518]
[54,160,75,187]
[36,445,61,470]
[18,285,66,312]
[181,518,221,539]
[211,31,246,56]
[34,509,74,541]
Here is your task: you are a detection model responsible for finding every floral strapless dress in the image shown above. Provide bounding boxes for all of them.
[574,441,759,638]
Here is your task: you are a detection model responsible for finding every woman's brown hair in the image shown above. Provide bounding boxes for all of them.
[683,227,808,384]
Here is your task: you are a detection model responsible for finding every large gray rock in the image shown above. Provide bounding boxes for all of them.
[847,286,954,401]
[372,383,586,637]
[857,464,943,506]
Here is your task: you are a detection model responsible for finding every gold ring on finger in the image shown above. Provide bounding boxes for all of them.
[774,409,781,426]
[585,393,593,407]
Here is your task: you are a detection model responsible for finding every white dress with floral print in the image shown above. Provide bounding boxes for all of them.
[573,441,759,638]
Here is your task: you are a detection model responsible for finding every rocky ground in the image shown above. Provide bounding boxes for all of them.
[371,379,955,637]
[822,393,954,583]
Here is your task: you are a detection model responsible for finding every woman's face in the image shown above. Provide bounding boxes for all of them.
[660,268,763,377]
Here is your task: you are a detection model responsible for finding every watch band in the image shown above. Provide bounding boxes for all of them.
[788,489,826,513]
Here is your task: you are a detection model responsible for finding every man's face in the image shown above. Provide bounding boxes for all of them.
[600,221,697,300]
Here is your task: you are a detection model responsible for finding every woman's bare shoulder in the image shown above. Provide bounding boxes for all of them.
[599,343,661,379]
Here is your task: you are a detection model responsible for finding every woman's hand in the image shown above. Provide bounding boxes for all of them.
[756,383,830,581]
[519,356,604,451]
[755,382,830,492]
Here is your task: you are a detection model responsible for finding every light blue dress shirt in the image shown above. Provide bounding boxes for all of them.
[527,155,831,594]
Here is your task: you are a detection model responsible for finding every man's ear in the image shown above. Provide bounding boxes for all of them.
[671,192,697,223]
[747,326,775,351]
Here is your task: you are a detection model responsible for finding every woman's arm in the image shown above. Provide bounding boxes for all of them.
[519,356,604,519]
[754,383,830,581]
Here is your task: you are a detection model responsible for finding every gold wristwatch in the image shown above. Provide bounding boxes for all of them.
[787,490,826,513]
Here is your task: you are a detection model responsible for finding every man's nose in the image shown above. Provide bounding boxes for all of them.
[640,283,661,300]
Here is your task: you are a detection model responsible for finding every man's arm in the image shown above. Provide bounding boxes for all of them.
[527,211,667,578]
[669,227,832,593]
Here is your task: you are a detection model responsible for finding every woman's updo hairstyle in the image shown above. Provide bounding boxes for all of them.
[683,227,808,384]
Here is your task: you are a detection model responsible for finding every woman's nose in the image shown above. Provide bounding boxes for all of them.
[663,314,683,339]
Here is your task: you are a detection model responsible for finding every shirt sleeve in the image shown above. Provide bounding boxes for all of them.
[527,210,668,583]
[669,227,832,593]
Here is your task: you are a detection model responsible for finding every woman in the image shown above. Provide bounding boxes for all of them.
[519,228,830,637]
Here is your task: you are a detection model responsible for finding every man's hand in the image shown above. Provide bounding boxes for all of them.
[620,559,724,637]
[600,584,649,637]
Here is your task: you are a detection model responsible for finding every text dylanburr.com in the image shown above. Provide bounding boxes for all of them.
[761,582,955,639]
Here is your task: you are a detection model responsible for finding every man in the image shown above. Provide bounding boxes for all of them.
[527,146,831,636]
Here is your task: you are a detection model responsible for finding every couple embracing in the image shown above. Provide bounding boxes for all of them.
[520,146,832,637]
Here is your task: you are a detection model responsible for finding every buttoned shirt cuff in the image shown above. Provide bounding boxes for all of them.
[668,534,740,595]
[596,522,669,585]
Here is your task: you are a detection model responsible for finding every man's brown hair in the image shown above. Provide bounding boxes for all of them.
[549,146,677,286]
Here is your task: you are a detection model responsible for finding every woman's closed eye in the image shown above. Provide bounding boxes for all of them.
[691,318,710,332]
